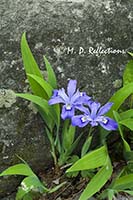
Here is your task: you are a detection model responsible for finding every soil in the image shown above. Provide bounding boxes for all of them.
[1,165,132,200]
[38,167,89,200]
[37,163,132,200]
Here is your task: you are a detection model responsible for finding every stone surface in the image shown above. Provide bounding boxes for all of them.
[0,0,132,198]
[1,193,16,200]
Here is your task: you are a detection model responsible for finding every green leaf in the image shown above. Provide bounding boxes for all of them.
[81,170,94,179]
[79,159,113,200]
[0,164,35,177]
[106,189,116,200]
[112,174,133,190]
[99,189,116,200]
[66,171,79,178]
[16,187,30,200]
[63,125,76,152]
[27,74,53,98]
[107,83,133,118]
[81,136,92,157]
[113,111,131,152]
[68,155,79,164]
[66,156,79,178]
[21,33,43,78]
[16,188,26,200]
[21,176,48,193]
[122,190,133,195]
[100,83,133,143]
[123,60,133,85]
[16,93,58,129]
[44,56,57,89]
[68,125,76,146]
[128,52,133,57]
[62,120,69,143]
[120,118,133,131]
[21,33,47,98]
[66,131,84,156]
[48,182,66,193]
[120,109,133,120]
[36,105,54,131]
[124,151,133,161]
[16,93,49,115]
[16,175,49,200]
[67,146,108,172]
[23,193,33,200]
[49,104,60,128]
[27,73,60,128]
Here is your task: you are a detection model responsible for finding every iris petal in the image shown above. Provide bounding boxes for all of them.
[90,121,98,127]
[72,115,89,127]
[71,89,81,104]
[48,96,64,105]
[61,105,75,120]
[67,80,77,97]
[75,105,90,114]
[98,102,113,116]
[80,92,91,104]
[52,89,59,97]
[99,117,118,131]
[58,88,69,102]
[90,102,101,118]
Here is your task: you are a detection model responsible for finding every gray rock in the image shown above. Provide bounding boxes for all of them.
[116,194,132,200]
[0,0,132,198]
[1,192,16,200]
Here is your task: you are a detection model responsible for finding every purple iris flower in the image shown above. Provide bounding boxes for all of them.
[72,101,118,131]
[48,80,91,120]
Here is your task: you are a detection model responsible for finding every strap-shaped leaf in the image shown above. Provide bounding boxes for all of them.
[79,158,113,200]
[81,136,92,157]
[16,93,59,129]
[113,111,131,152]
[0,164,35,177]
[21,33,48,98]
[119,118,133,131]
[16,187,31,200]
[21,33,43,78]
[100,84,133,144]
[120,109,133,120]
[36,105,54,131]
[26,75,60,127]
[67,146,107,172]
[121,190,133,196]
[112,174,133,190]
[107,83,133,118]
[63,125,76,152]
[123,60,133,85]
[44,56,57,89]
[66,132,84,156]
[99,188,116,200]
[16,175,49,200]
[49,104,60,128]
[48,182,66,193]
[27,74,53,98]
[21,176,48,193]
[124,151,133,161]
[23,194,33,200]
[128,52,133,57]
[16,93,49,114]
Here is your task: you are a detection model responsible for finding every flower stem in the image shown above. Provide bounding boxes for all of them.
[88,126,93,138]
[46,128,58,167]
[81,126,93,157]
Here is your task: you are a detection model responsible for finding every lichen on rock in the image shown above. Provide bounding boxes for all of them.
[0,89,16,108]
